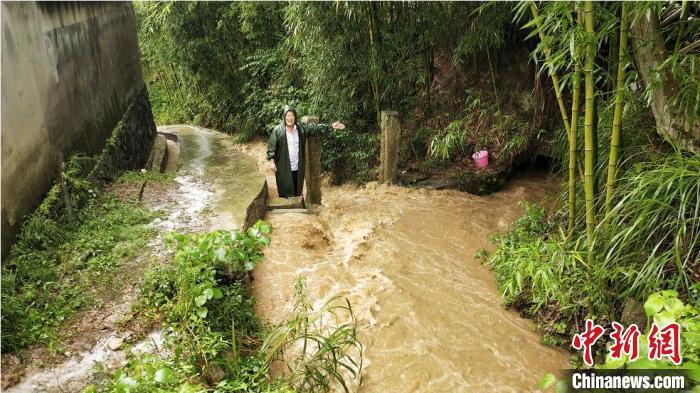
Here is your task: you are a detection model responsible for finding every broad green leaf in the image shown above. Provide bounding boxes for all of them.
[203,288,214,300]
[601,353,627,369]
[215,247,226,261]
[212,288,223,299]
[627,356,658,369]
[195,295,207,307]
[665,297,685,315]
[81,385,98,393]
[196,307,208,318]
[154,367,176,384]
[654,310,676,327]
[538,373,557,389]
[178,383,205,393]
[644,295,664,317]
[116,376,138,393]
[683,362,700,382]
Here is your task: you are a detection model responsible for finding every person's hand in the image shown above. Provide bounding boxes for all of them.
[332,121,345,130]
[268,160,277,172]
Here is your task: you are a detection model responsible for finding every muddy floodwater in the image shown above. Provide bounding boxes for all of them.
[252,172,569,392]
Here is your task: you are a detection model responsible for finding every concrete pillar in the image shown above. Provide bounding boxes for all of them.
[301,116,322,205]
[379,111,401,183]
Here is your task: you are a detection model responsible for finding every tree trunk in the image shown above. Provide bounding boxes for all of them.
[630,6,700,153]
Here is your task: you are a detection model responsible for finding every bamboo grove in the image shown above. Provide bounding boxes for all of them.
[521,1,699,262]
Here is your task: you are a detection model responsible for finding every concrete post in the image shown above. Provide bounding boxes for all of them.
[379,111,401,183]
[301,116,322,205]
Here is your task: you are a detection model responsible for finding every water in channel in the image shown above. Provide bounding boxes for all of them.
[251,171,569,392]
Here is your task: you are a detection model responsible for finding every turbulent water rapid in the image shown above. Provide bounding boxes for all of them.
[252,171,569,392]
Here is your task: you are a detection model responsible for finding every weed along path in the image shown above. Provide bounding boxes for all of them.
[4,125,266,393]
[250,161,569,391]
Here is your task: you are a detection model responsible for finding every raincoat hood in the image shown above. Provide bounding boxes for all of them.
[282,106,298,126]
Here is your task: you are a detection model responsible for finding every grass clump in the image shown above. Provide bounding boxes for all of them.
[116,170,177,184]
[1,164,161,353]
[107,222,362,392]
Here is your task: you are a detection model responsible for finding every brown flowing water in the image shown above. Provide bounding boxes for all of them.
[251,171,569,392]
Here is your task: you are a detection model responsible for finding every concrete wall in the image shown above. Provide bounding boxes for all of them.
[1,2,150,254]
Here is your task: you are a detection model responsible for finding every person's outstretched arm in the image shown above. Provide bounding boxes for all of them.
[304,121,346,136]
[266,128,278,172]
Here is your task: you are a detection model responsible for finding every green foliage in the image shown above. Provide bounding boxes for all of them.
[321,129,379,184]
[136,1,519,182]
[135,2,291,138]
[2,175,159,353]
[451,3,513,64]
[429,118,470,162]
[600,290,700,371]
[550,93,658,196]
[117,170,176,184]
[485,202,603,341]
[487,151,700,353]
[140,225,272,370]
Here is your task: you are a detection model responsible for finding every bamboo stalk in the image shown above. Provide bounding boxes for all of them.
[529,2,585,181]
[569,52,581,237]
[486,49,501,113]
[583,0,596,262]
[604,4,629,217]
[529,3,571,139]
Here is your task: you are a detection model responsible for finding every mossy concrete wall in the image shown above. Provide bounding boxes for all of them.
[1,2,155,255]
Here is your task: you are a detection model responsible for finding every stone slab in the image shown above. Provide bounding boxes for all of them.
[267,196,304,210]
[267,208,311,214]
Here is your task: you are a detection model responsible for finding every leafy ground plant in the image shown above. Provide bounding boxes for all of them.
[260,277,363,393]
[538,290,700,392]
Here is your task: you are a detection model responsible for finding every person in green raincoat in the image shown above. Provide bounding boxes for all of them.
[267,107,345,198]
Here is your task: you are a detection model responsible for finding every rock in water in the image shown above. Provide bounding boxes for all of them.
[620,299,647,329]
[107,336,124,351]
